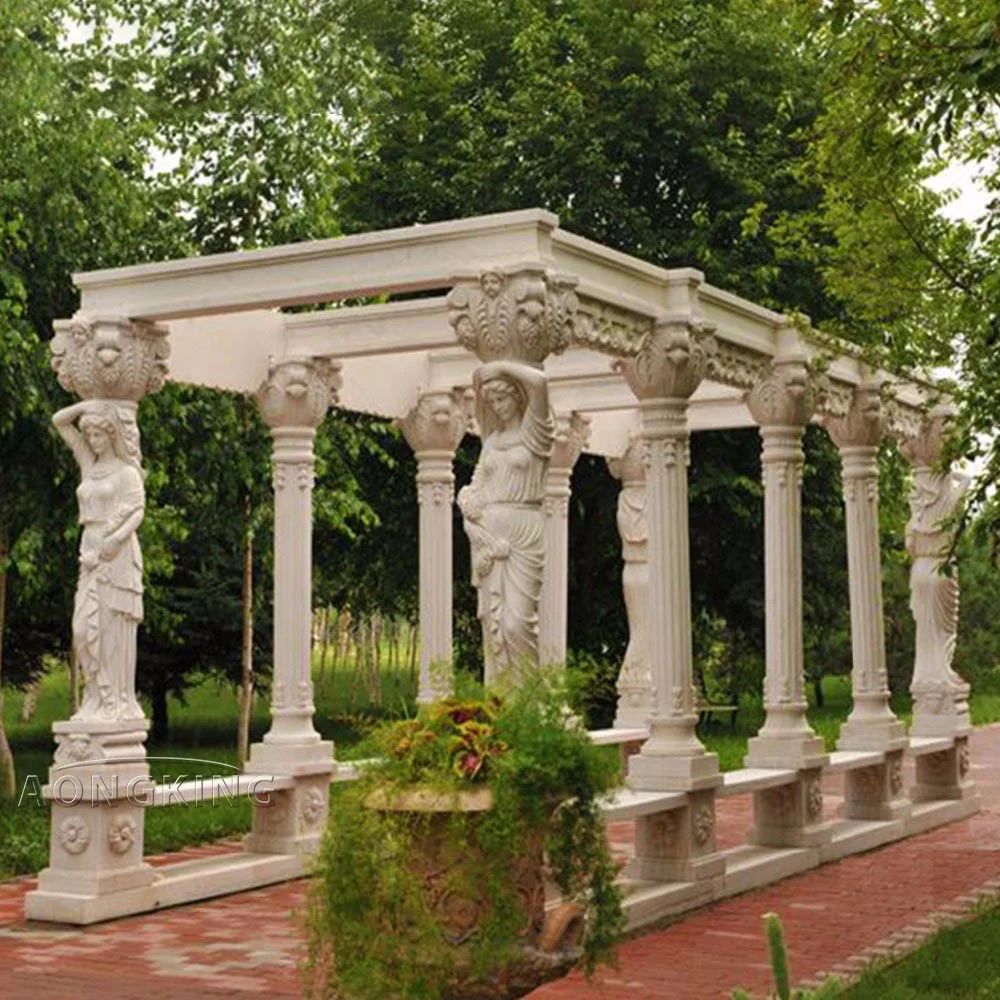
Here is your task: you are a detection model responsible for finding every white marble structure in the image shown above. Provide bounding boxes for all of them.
[27,209,984,928]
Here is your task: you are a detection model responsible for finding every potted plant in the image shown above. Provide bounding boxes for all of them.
[304,673,625,1000]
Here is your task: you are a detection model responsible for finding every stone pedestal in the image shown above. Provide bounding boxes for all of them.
[745,357,828,772]
[245,770,333,857]
[616,319,721,793]
[26,721,155,923]
[628,791,725,884]
[840,751,911,822]
[912,736,977,804]
[749,770,834,849]
[399,390,470,702]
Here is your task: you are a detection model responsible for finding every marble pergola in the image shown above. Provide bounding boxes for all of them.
[26,209,979,927]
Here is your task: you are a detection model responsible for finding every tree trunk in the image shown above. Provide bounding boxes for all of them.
[813,676,825,708]
[151,673,169,745]
[19,677,39,723]
[0,527,18,799]
[318,605,330,685]
[236,508,254,770]
[69,646,79,716]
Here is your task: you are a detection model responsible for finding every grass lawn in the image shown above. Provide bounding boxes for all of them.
[844,905,1000,999]
[2,664,999,881]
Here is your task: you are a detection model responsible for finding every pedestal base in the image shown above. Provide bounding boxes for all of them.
[627,750,722,793]
[839,750,912,822]
[911,737,975,804]
[745,733,828,771]
[749,769,835,849]
[837,717,907,753]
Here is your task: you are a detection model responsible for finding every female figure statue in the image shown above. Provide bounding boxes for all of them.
[54,401,146,722]
[906,467,970,705]
[458,361,554,686]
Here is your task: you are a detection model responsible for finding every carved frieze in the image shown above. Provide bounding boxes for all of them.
[447,266,579,363]
[51,314,169,401]
[257,355,342,429]
[572,296,651,357]
[708,341,770,392]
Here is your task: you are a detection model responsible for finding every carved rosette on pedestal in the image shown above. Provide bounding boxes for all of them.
[399,390,473,701]
[25,315,170,925]
[447,265,578,364]
[745,356,828,773]
[898,404,972,740]
[538,412,590,666]
[825,379,907,760]
[607,433,655,729]
[246,355,341,858]
[616,318,721,799]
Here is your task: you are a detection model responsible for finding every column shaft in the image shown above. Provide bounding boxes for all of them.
[539,469,571,666]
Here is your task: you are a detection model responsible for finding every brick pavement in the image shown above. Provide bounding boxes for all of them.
[1,725,997,1000]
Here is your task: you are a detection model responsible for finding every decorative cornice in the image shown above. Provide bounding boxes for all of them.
[51,313,169,400]
[549,411,591,473]
[397,388,472,456]
[257,355,342,429]
[824,379,886,449]
[447,264,579,363]
[747,358,822,428]
[615,316,717,401]
[898,403,955,467]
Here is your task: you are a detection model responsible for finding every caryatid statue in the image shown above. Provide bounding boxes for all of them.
[49,314,169,725]
[900,405,971,728]
[448,265,576,685]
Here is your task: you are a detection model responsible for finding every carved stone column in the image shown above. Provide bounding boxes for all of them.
[26,314,169,924]
[245,355,341,859]
[448,266,576,684]
[607,433,655,729]
[539,412,590,666]
[899,405,972,740]
[899,405,976,806]
[826,379,909,821]
[745,357,828,771]
[398,390,471,702]
[616,319,720,791]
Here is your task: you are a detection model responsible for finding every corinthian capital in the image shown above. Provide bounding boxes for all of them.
[824,378,886,449]
[549,411,591,473]
[615,316,716,401]
[899,403,956,468]
[447,264,579,363]
[398,389,472,456]
[257,355,342,429]
[51,314,169,401]
[747,358,821,428]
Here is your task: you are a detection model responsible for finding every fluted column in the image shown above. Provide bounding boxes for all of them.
[539,412,590,666]
[252,355,341,762]
[825,379,906,751]
[616,318,720,791]
[745,356,827,770]
[608,432,655,728]
[398,390,471,702]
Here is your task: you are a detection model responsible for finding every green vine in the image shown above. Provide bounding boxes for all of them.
[304,673,625,1000]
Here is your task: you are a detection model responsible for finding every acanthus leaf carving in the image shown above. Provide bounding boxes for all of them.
[824,379,886,449]
[549,411,591,473]
[398,389,472,456]
[447,266,579,363]
[51,314,170,401]
[615,317,716,401]
[747,359,820,428]
[257,355,342,429]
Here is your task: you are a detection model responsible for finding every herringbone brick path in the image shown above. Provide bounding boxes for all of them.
[1,725,997,1000]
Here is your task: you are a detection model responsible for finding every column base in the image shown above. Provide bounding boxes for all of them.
[627,750,721,793]
[745,733,828,771]
[837,717,908,753]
